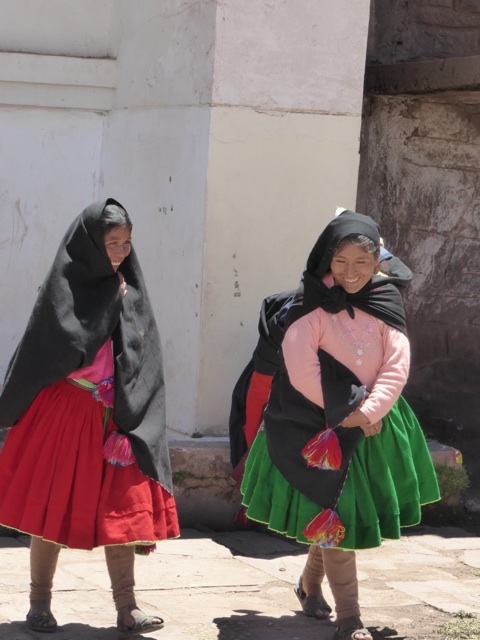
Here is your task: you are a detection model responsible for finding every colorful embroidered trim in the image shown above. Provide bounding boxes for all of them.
[69,376,114,408]
[92,377,114,408]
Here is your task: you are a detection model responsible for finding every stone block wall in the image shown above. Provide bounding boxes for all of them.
[357,92,480,471]
[368,0,480,64]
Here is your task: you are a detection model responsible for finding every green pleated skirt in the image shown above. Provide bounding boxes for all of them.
[241,395,440,550]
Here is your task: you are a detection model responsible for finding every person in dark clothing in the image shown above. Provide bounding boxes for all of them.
[229,215,413,484]
[239,210,439,640]
[0,199,179,635]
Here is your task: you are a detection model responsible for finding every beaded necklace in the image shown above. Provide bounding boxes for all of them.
[331,314,375,366]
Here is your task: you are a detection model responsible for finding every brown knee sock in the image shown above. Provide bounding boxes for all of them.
[322,548,360,622]
[29,537,61,602]
[301,544,326,595]
[104,545,136,611]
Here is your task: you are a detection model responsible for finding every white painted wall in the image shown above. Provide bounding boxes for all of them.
[99,0,216,431]
[0,0,371,436]
[0,0,114,57]
[110,0,217,108]
[196,0,371,431]
[196,108,363,430]
[0,108,104,364]
[213,0,370,115]
[0,1,217,435]
[100,106,211,431]
[0,0,113,374]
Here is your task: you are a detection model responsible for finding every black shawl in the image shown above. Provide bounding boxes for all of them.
[228,290,295,468]
[0,199,173,493]
[264,210,408,509]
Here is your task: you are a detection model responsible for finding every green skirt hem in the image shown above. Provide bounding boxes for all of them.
[241,396,440,550]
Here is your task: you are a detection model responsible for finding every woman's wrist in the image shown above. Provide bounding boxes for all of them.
[340,408,371,428]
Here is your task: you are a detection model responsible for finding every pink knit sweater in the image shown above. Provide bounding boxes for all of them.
[282,278,410,424]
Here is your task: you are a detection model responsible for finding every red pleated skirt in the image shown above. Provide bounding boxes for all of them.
[0,380,179,549]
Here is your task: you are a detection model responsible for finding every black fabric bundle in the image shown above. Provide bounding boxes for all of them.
[264,210,408,509]
[0,199,173,493]
[228,290,295,468]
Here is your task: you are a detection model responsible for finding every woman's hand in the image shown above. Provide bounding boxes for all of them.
[340,409,383,437]
[360,419,383,437]
[117,271,128,298]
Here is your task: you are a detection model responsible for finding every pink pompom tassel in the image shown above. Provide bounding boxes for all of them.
[303,508,346,547]
[103,431,136,466]
[302,428,342,470]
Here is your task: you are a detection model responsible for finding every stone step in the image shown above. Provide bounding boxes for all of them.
[168,434,240,531]
[168,435,465,529]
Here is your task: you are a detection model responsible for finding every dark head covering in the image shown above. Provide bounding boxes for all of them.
[0,198,172,493]
[299,210,407,335]
[264,210,408,509]
[306,210,381,276]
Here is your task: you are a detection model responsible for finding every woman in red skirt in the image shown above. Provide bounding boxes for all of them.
[0,199,179,635]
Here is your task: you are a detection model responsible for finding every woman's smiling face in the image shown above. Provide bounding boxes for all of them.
[330,243,379,293]
[103,225,132,272]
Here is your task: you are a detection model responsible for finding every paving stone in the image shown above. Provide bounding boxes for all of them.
[360,583,421,608]
[406,527,480,550]
[235,552,308,583]
[387,578,480,615]
[463,549,480,569]
[155,532,235,559]
[0,526,478,639]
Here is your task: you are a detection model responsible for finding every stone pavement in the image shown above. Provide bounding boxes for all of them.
[1,525,480,640]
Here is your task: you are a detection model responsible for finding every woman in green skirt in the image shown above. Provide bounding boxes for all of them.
[241,210,440,640]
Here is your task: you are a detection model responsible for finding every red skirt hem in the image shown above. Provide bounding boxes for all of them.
[0,380,179,549]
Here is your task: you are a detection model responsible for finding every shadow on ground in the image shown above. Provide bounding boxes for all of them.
[0,621,123,640]
[213,610,410,640]
[212,529,308,560]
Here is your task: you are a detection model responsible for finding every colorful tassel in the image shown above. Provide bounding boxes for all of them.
[301,427,342,470]
[92,376,114,408]
[135,543,157,556]
[103,431,136,466]
[303,508,345,547]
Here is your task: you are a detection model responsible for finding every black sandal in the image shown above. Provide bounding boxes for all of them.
[26,608,58,633]
[333,623,372,640]
[294,576,332,620]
